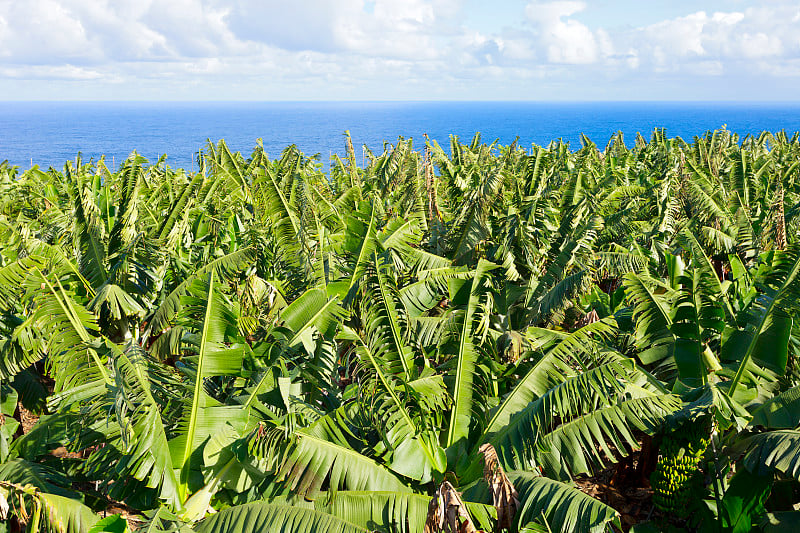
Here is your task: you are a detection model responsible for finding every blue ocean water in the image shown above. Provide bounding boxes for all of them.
[1,101,800,171]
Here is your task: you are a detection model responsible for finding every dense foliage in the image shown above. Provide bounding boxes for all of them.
[0,128,799,532]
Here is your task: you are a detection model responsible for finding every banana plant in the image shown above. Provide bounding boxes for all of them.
[0,128,798,532]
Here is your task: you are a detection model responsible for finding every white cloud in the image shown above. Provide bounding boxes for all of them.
[0,0,798,98]
[739,32,782,59]
[525,1,603,64]
[645,12,708,58]
[223,1,348,53]
[0,64,106,80]
[141,0,239,58]
[222,0,460,60]
[0,1,98,63]
[623,5,800,76]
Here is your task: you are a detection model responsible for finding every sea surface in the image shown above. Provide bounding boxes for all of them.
[1,101,800,171]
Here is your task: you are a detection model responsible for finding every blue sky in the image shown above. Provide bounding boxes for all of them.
[0,0,797,101]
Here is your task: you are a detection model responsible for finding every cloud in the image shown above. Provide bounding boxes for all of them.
[223,0,460,60]
[223,1,347,53]
[524,1,604,64]
[0,64,107,80]
[0,0,799,99]
[0,1,98,64]
[623,5,800,75]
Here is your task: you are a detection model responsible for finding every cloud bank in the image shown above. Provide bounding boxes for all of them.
[0,0,798,99]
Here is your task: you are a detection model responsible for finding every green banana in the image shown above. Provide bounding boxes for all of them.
[650,417,711,518]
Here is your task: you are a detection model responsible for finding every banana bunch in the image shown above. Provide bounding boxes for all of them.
[650,419,710,517]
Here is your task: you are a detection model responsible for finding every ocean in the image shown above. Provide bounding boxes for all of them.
[1,101,800,171]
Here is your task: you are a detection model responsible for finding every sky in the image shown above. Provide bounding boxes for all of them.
[0,0,798,101]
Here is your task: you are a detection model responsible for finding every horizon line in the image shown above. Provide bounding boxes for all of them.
[1,99,800,105]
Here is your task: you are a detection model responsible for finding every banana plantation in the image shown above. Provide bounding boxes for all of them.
[0,128,799,533]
